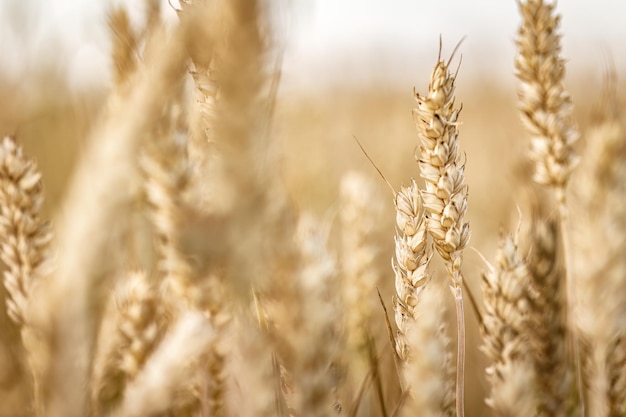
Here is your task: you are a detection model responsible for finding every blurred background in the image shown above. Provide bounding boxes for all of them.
[0,0,625,90]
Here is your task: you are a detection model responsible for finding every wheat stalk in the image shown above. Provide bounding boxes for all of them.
[30,24,190,417]
[0,135,52,417]
[91,270,161,415]
[414,43,470,417]
[108,6,138,90]
[482,232,538,417]
[109,311,214,417]
[570,83,626,417]
[401,284,454,417]
[292,213,343,417]
[0,136,51,328]
[515,0,579,202]
[525,211,570,417]
[392,180,432,363]
[339,171,382,386]
[515,1,583,409]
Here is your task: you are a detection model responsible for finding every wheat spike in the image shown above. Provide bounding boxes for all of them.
[515,0,579,203]
[482,232,538,417]
[392,180,432,363]
[91,270,161,415]
[414,43,470,417]
[0,136,52,328]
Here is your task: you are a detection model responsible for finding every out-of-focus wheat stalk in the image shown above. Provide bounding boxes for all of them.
[571,77,626,417]
[109,311,214,417]
[414,44,470,417]
[515,0,579,203]
[482,232,537,417]
[140,88,193,311]
[30,23,190,417]
[292,214,344,417]
[401,284,454,417]
[339,171,382,385]
[91,270,161,416]
[515,0,582,409]
[108,7,138,91]
[524,211,570,417]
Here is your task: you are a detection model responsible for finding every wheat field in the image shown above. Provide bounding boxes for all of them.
[0,1,625,417]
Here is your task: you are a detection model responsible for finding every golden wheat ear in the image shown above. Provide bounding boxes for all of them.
[91,270,162,416]
[0,135,53,416]
[413,43,470,417]
[481,231,538,417]
[0,136,52,329]
[515,1,584,410]
[516,0,579,203]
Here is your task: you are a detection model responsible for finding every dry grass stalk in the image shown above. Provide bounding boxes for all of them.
[91,270,161,415]
[400,284,454,417]
[414,44,470,417]
[0,136,51,328]
[392,180,432,363]
[339,171,382,381]
[524,212,569,417]
[481,232,538,417]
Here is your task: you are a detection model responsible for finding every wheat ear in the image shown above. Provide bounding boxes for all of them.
[91,271,161,415]
[414,44,470,417]
[0,136,52,416]
[392,180,432,363]
[109,312,214,417]
[515,0,579,202]
[141,94,193,310]
[525,212,569,417]
[0,136,51,328]
[482,232,538,417]
[515,1,583,410]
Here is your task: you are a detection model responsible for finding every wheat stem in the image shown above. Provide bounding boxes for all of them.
[414,44,470,417]
[453,285,465,417]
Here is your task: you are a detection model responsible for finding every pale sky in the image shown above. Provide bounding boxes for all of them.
[0,0,624,90]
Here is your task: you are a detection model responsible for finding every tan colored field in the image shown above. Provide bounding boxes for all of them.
[0,1,625,417]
